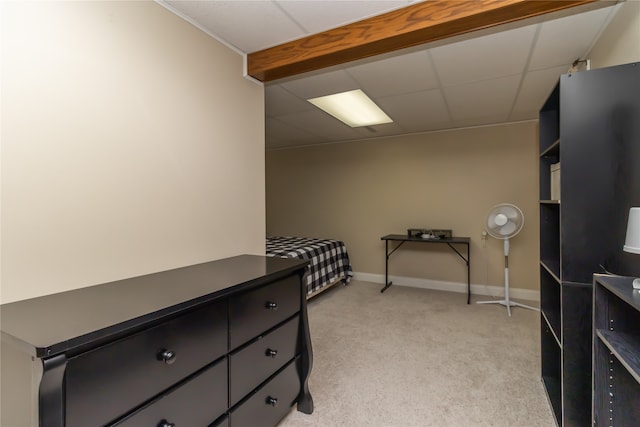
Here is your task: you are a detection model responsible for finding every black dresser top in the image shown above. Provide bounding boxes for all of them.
[0,255,308,358]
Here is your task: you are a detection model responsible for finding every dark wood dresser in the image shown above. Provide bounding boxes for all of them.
[0,255,313,427]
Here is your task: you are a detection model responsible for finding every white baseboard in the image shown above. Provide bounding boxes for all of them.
[352,272,539,302]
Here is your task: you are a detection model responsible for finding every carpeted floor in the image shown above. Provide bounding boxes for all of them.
[279,280,555,427]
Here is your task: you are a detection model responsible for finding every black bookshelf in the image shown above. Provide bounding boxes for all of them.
[593,274,640,426]
[538,62,640,426]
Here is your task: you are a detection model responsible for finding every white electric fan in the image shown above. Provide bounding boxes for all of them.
[477,203,538,316]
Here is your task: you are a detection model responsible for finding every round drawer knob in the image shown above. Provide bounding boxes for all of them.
[266,396,278,407]
[265,301,278,311]
[158,349,177,365]
[158,420,175,427]
[265,348,278,358]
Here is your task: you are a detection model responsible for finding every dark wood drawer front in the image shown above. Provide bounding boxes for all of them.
[65,301,227,427]
[230,315,300,406]
[230,360,301,427]
[229,274,301,349]
[113,358,227,426]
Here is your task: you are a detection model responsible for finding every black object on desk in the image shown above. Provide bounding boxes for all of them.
[380,234,471,304]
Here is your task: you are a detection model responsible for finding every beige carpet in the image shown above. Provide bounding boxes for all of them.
[279,280,555,427]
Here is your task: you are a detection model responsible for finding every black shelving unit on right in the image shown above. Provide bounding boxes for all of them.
[592,274,640,426]
[539,62,640,426]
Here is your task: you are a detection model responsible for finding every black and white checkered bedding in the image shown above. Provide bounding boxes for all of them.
[266,236,353,295]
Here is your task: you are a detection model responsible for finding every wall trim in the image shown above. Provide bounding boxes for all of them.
[155,0,263,87]
[352,272,540,302]
[266,119,538,151]
[155,0,244,56]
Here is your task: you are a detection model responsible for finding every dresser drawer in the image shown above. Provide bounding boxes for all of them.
[113,358,227,426]
[230,359,301,427]
[65,300,227,427]
[230,315,300,406]
[229,274,301,349]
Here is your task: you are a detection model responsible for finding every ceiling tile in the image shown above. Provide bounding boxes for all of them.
[510,65,569,118]
[276,109,362,142]
[279,69,359,100]
[376,89,451,133]
[265,85,314,118]
[508,110,539,122]
[266,117,325,147]
[529,7,614,70]
[452,115,515,129]
[431,25,537,86]
[353,122,405,139]
[276,0,417,34]
[164,1,305,52]
[346,50,439,98]
[444,74,521,121]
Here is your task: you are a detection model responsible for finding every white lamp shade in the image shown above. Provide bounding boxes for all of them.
[624,207,640,254]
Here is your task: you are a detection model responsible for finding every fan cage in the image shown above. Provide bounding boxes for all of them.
[485,203,524,239]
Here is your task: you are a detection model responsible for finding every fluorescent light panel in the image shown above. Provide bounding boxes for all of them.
[308,89,393,127]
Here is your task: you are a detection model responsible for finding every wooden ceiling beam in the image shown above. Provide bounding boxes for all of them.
[247,0,601,82]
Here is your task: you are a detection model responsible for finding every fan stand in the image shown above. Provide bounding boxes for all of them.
[477,239,539,317]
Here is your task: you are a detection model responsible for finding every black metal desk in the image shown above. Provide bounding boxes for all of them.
[380,234,471,303]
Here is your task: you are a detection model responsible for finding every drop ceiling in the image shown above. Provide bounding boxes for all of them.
[159,1,620,149]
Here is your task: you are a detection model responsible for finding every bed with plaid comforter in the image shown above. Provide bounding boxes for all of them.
[266,236,353,296]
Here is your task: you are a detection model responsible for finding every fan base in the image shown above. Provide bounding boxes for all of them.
[476,299,539,317]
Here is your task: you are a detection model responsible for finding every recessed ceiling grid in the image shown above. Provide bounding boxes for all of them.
[159,1,619,149]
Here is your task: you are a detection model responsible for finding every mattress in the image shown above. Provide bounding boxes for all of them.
[266,236,353,295]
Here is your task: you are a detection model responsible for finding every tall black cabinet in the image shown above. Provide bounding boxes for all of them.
[539,62,640,426]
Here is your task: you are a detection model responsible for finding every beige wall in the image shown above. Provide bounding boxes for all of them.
[0,1,265,304]
[266,121,539,292]
[588,0,640,69]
